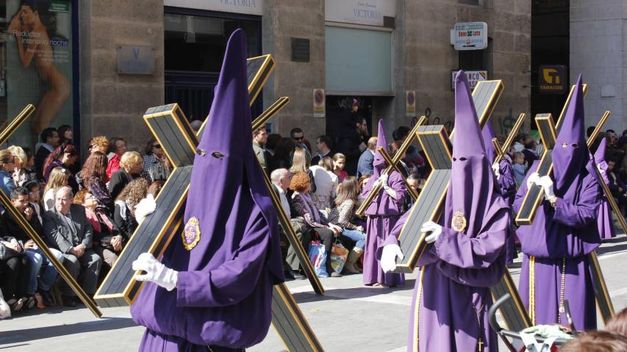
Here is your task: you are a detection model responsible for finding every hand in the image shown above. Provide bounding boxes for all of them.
[111,235,123,252]
[526,172,541,189]
[24,239,37,250]
[421,221,443,243]
[538,175,555,201]
[381,244,404,273]
[378,173,389,188]
[133,253,178,291]
[7,239,22,252]
[23,206,33,221]
[71,244,85,257]
[492,162,500,180]
[356,225,364,232]
[328,224,342,236]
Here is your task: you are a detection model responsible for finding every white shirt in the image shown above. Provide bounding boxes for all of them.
[275,186,291,218]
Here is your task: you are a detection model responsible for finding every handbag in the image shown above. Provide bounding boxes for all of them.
[330,241,349,274]
[307,240,328,278]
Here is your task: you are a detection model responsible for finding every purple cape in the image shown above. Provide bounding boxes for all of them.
[514,75,601,330]
[131,29,284,349]
[594,138,615,239]
[361,119,406,286]
[406,71,509,351]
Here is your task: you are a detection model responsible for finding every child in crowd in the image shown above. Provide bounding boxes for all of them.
[512,151,526,187]
[333,153,349,183]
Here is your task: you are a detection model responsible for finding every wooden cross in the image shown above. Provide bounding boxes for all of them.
[94,54,324,351]
[391,80,503,272]
[516,98,614,323]
[0,105,104,317]
[487,112,533,332]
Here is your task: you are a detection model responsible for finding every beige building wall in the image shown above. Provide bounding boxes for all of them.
[79,0,164,152]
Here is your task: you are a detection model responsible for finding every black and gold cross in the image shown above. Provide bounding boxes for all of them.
[0,105,103,318]
[94,54,324,351]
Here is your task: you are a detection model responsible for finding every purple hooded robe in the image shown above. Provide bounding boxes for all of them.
[360,119,407,286]
[514,75,601,331]
[387,72,510,351]
[130,29,284,351]
[594,138,615,240]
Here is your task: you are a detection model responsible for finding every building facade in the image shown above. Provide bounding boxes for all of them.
[1,0,532,152]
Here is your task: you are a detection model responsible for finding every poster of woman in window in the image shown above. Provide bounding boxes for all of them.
[3,0,73,146]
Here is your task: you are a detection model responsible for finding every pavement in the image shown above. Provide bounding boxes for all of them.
[2,235,627,352]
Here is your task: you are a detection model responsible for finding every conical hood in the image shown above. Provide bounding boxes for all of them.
[552,75,589,195]
[372,119,388,172]
[444,71,506,238]
[482,121,497,164]
[594,135,607,164]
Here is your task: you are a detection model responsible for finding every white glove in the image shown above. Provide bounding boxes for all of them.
[537,175,555,200]
[421,221,443,243]
[133,253,178,291]
[492,162,501,180]
[526,172,541,189]
[378,173,389,188]
[381,244,404,273]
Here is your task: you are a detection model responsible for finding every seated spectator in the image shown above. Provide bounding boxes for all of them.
[43,167,70,211]
[290,171,348,278]
[309,157,337,210]
[328,177,366,274]
[80,151,113,214]
[357,137,377,178]
[290,146,316,194]
[606,160,627,214]
[560,330,627,352]
[9,146,35,187]
[605,307,627,336]
[512,151,527,186]
[88,136,109,155]
[109,151,144,200]
[0,149,17,196]
[113,178,149,239]
[57,125,73,145]
[2,187,59,309]
[0,235,29,313]
[106,137,127,180]
[24,180,43,224]
[332,153,349,183]
[142,139,170,183]
[35,128,59,180]
[43,186,101,307]
[74,189,120,275]
[42,144,79,192]
[134,180,162,225]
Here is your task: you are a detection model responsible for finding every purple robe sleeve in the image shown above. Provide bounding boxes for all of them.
[388,172,408,207]
[552,175,600,228]
[432,208,509,269]
[498,161,516,198]
[175,208,270,308]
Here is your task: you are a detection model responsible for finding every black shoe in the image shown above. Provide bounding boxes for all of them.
[40,290,55,306]
[62,295,77,307]
[283,270,295,281]
[292,270,306,280]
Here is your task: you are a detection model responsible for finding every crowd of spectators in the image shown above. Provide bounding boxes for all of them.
[0,126,167,315]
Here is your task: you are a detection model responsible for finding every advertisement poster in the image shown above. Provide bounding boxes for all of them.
[3,0,74,147]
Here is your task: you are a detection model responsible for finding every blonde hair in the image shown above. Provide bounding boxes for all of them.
[319,156,334,171]
[44,167,70,193]
[89,136,109,152]
[0,149,13,166]
[8,146,27,167]
[289,146,310,174]
[120,151,143,171]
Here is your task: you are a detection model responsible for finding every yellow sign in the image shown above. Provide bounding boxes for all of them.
[538,65,567,94]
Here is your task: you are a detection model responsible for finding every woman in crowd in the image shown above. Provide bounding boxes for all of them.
[113,178,149,239]
[106,137,127,180]
[74,189,121,274]
[134,180,163,225]
[42,167,69,211]
[142,139,170,182]
[42,144,78,192]
[8,146,34,187]
[24,180,43,224]
[0,149,17,196]
[309,156,337,210]
[333,153,349,183]
[329,177,366,274]
[290,171,346,278]
[80,151,113,214]
[290,146,316,193]
[109,151,144,200]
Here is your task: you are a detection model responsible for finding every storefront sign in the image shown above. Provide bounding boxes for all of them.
[538,65,567,94]
[164,0,263,16]
[313,89,325,118]
[406,90,416,116]
[450,22,488,50]
[451,70,488,90]
[325,0,395,27]
[117,46,156,75]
